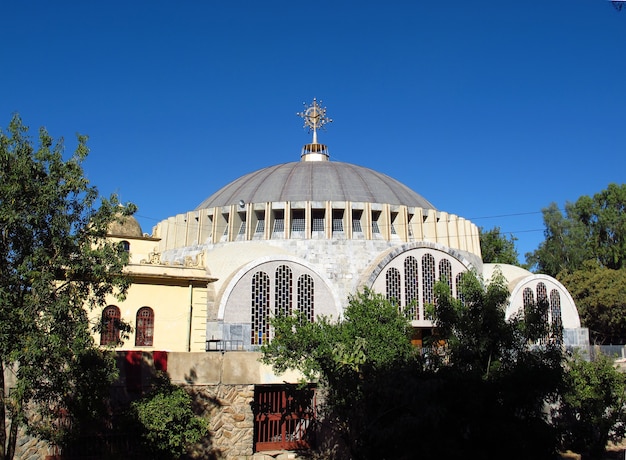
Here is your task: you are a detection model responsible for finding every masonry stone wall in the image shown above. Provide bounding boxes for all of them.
[10,352,304,460]
[10,384,272,460]
[13,427,52,460]
[187,384,255,459]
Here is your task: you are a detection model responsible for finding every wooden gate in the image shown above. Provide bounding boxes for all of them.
[253,384,316,452]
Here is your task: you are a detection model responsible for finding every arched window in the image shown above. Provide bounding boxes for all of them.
[251,271,270,345]
[404,257,419,320]
[438,259,453,295]
[101,305,121,346]
[120,240,130,252]
[135,307,154,347]
[550,289,563,331]
[386,267,402,308]
[523,287,535,319]
[455,272,465,304]
[275,265,293,316]
[537,282,548,323]
[297,274,315,323]
[422,254,436,305]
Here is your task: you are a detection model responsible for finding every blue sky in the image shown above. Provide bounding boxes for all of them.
[2,1,625,262]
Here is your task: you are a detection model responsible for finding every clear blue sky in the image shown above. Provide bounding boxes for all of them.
[2,1,625,263]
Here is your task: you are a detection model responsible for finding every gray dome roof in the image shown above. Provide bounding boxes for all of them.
[195,161,436,210]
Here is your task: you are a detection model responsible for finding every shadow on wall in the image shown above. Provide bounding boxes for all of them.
[48,351,223,460]
[117,351,223,460]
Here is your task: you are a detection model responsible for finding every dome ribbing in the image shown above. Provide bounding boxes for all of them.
[195,161,436,210]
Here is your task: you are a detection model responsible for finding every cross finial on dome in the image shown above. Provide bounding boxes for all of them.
[297,98,332,145]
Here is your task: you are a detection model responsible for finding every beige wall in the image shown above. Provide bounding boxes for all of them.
[153,201,482,259]
[91,280,208,352]
[92,235,213,353]
[114,351,305,387]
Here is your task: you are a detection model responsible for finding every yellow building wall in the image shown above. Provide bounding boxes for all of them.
[91,283,207,352]
[92,281,208,353]
[95,233,212,353]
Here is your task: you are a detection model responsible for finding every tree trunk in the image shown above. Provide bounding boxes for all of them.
[0,361,5,460]
[5,414,16,460]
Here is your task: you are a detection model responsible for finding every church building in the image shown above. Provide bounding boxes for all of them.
[93,99,588,458]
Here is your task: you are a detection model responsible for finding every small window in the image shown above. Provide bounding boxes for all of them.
[371,211,381,234]
[220,213,230,241]
[404,257,419,319]
[272,210,285,237]
[135,307,154,347]
[255,220,265,233]
[390,212,398,235]
[352,209,363,233]
[332,209,344,233]
[120,240,130,252]
[291,209,306,232]
[297,274,315,323]
[238,212,247,236]
[101,305,121,346]
[275,265,293,316]
[422,254,436,305]
[550,289,563,331]
[386,267,402,308]
[252,272,271,345]
[311,209,325,232]
[255,211,265,235]
[207,214,214,239]
[438,259,453,294]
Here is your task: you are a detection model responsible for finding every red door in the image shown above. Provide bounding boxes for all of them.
[254,384,316,452]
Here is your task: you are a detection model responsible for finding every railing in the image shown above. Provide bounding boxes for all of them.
[205,339,245,352]
[587,345,626,361]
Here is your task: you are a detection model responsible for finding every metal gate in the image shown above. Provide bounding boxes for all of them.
[253,384,316,452]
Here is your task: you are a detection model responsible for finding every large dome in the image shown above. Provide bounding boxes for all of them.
[195,161,436,210]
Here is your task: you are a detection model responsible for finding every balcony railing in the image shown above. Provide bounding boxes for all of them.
[205,339,245,352]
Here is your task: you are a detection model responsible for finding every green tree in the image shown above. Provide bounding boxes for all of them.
[479,226,520,265]
[261,289,416,459]
[262,273,567,460]
[0,115,135,459]
[555,352,626,459]
[526,185,626,343]
[527,183,626,276]
[426,271,566,460]
[130,376,208,460]
[559,262,626,344]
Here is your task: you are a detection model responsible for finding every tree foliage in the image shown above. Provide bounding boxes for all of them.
[479,226,520,265]
[0,115,135,459]
[261,289,415,457]
[559,262,626,344]
[130,376,208,460]
[527,183,626,276]
[425,271,566,460]
[262,273,570,460]
[555,352,626,460]
[526,184,626,343]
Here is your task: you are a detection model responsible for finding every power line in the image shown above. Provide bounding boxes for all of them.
[468,211,543,220]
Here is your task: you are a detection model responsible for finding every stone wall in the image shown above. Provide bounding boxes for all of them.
[9,385,257,460]
[9,352,305,460]
[13,427,53,460]
[187,384,255,459]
